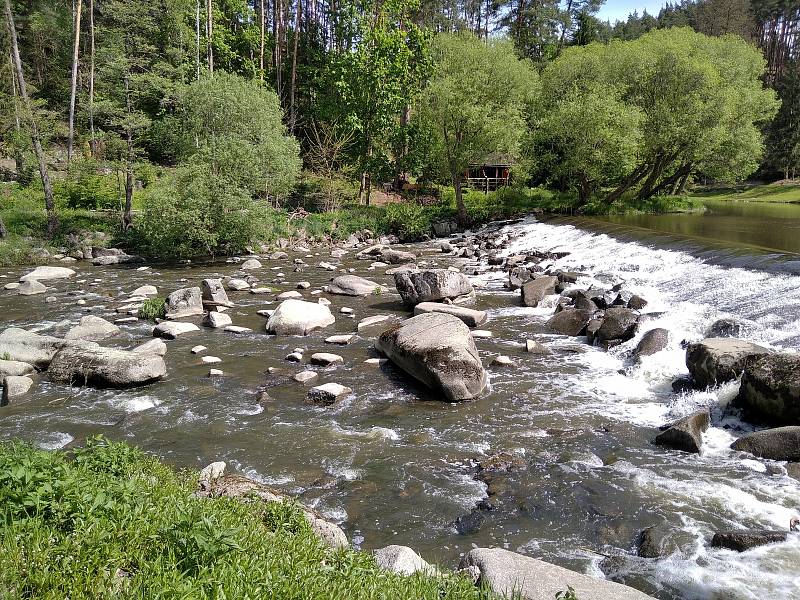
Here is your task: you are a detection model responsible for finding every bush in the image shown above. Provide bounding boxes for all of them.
[384,202,437,241]
[138,297,166,320]
[0,438,492,599]
[56,159,119,210]
[137,165,275,258]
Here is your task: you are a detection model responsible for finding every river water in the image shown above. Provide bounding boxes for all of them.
[1,200,799,599]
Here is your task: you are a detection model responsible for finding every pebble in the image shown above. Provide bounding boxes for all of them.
[364,358,388,366]
[340,307,354,314]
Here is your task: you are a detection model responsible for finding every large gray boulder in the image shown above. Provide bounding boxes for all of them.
[48,343,166,388]
[596,307,639,344]
[327,275,385,296]
[686,338,771,388]
[19,266,76,282]
[266,299,335,335]
[459,548,655,600]
[654,410,710,453]
[373,545,434,576]
[546,309,592,337]
[375,312,487,401]
[634,328,670,359]
[17,280,47,296]
[394,269,473,306]
[413,302,487,327]
[0,359,36,377]
[64,316,121,342]
[201,278,233,308]
[380,248,416,264]
[736,354,800,425]
[2,375,34,404]
[521,276,558,308]
[730,426,800,462]
[0,328,68,368]
[164,287,204,319]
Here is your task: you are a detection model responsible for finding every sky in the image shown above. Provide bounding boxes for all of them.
[596,0,668,23]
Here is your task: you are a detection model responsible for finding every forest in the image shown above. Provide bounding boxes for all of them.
[0,0,798,259]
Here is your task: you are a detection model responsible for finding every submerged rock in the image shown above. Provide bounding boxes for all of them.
[686,338,770,388]
[711,530,788,552]
[375,312,487,402]
[706,318,742,339]
[654,410,710,453]
[459,548,655,600]
[266,299,335,335]
[394,269,473,306]
[64,316,120,342]
[48,343,166,388]
[19,266,76,281]
[637,526,695,558]
[730,426,800,462]
[736,354,800,425]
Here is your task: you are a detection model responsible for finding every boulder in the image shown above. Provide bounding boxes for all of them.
[164,287,204,319]
[686,338,771,388]
[508,267,534,290]
[394,269,473,306]
[0,328,68,368]
[132,338,167,356]
[634,328,669,358]
[204,311,232,328]
[706,318,742,339]
[413,302,487,327]
[380,248,417,264]
[459,548,655,600]
[711,530,787,552]
[91,253,141,266]
[0,359,36,377]
[521,276,558,308]
[596,307,639,344]
[19,266,75,282]
[308,383,352,405]
[654,410,710,453]
[730,426,800,462]
[546,309,592,337]
[201,278,233,308]
[310,353,343,366]
[153,321,200,339]
[266,299,335,335]
[327,275,385,296]
[2,375,34,404]
[17,280,47,296]
[637,526,694,558]
[373,545,434,576]
[736,354,800,425]
[131,285,157,297]
[64,316,120,342]
[375,312,487,402]
[227,278,250,291]
[48,343,166,388]
[241,258,262,270]
[525,340,551,355]
[277,290,303,300]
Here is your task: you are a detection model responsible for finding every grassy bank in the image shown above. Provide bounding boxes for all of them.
[0,177,703,267]
[0,437,490,599]
[689,181,800,204]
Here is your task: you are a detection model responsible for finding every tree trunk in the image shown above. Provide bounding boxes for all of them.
[67,0,83,162]
[206,0,213,74]
[454,175,466,225]
[0,214,7,238]
[195,0,201,80]
[122,75,134,231]
[602,162,649,205]
[5,0,58,237]
[88,0,96,155]
[259,0,266,81]
[9,52,24,177]
[289,0,300,132]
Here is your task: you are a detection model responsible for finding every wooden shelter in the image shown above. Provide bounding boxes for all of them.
[466,153,512,192]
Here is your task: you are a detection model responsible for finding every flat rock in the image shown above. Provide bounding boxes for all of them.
[277,290,303,300]
[190,345,207,354]
[711,530,788,552]
[325,334,354,345]
[224,325,251,334]
[310,353,343,366]
[308,383,352,405]
[64,316,120,341]
[357,314,393,330]
[327,275,385,296]
[49,343,166,388]
[686,338,771,388]
[19,266,76,282]
[153,321,200,339]
[0,327,69,368]
[459,548,655,600]
[204,311,232,328]
[17,280,47,295]
[375,312,487,402]
[131,285,157,297]
[730,426,800,461]
[0,359,35,377]
[413,302,487,327]
[266,299,335,336]
[380,248,417,264]
[294,370,318,383]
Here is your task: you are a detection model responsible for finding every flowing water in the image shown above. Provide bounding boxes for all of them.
[1,202,800,599]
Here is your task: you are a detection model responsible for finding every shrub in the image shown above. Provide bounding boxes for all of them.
[384,202,436,241]
[56,159,118,210]
[138,297,166,320]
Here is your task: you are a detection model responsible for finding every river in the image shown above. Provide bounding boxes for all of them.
[1,200,799,599]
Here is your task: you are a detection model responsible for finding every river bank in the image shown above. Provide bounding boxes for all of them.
[1,214,799,598]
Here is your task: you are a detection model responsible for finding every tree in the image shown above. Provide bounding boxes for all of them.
[4,0,58,237]
[419,33,538,223]
[67,0,83,161]
[536,28,779,205]
[179,72,301,202]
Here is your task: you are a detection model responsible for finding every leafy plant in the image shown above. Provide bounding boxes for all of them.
[138,297,166,320]
[556,586,579,599]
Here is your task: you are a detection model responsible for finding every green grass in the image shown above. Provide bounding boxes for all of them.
[0,437,493,599]
[689,181,800,204]
[138,297,166,320]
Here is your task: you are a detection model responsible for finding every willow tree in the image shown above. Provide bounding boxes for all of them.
[420,33,538,224]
